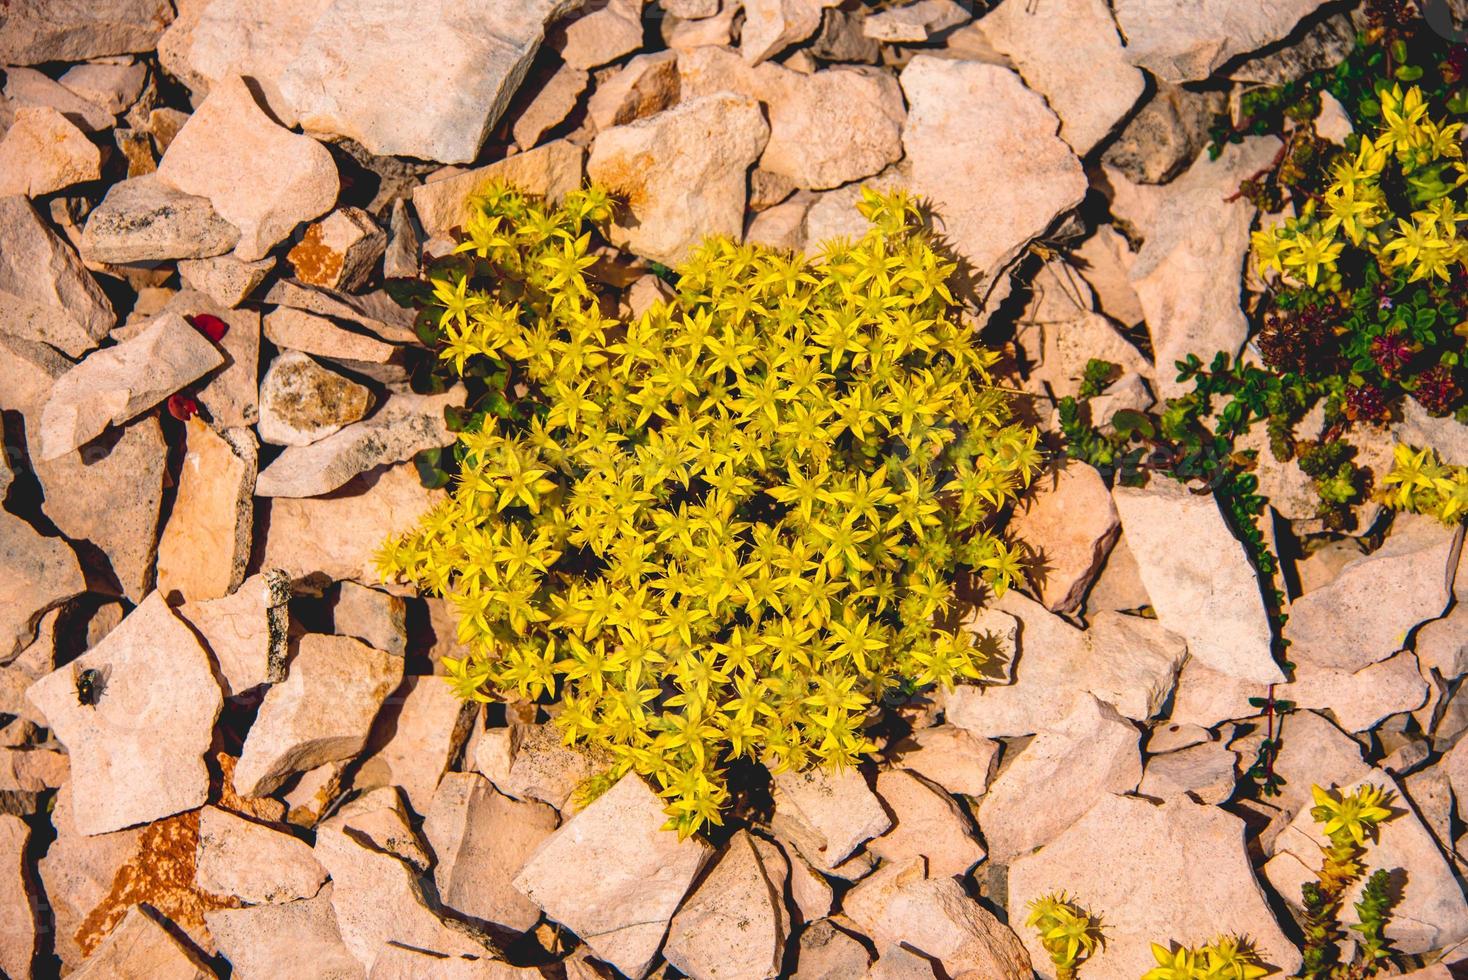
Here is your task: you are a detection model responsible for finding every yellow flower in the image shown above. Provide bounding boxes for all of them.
[1310,783,1394,847]
[1375,83,1430,159]
[1280,228,1343,286]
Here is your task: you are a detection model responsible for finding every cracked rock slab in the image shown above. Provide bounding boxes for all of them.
[154,419,257,603]
[27,593,223,836]
[81,173,240,264]
[0,194,114,358]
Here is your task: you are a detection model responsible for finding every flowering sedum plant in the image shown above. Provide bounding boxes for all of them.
[1380,442,1468,521]
[377,181,1038,836]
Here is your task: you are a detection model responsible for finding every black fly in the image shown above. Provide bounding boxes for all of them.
[74,665,107,708]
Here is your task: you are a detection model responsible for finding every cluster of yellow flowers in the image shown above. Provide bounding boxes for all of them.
[1251,85,1468,287]
[377,182,1038,836]
[1380,442,1468,521]
[1140,938,1270,980]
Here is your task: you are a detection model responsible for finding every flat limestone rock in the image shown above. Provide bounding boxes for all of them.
[741,0,840,64]
[195,805,328,905]
[0,194,114,358]
[977,695,1141,863]
[263,307,400,365]
[58,60,148,115]
[286,208,386,293]
[898,57,1086,298]
[259,462,445,587]
[81,173,240,264]
[177,571,292,697]
[352,674,477,817]
[979,0,1144,155]
[0,509,85,661]
[422,772,557,933]
[0,0,174,65]
[587,51,679,131]
[890,724,1000,799]
[26,594,223,835]
[1007,461,1119,614]
[1264,775,1468,955]
[0,106,102,197]
[206,884,362,980]
[557,0,644,70]
[1008,794,1301,978]
[588,93,769,265]
[1286,514,1461,673]
[513,773,714,978]
[258,350,374,447]
[34,415,168,602]
[154,419,256,603]
[69,905,218,980]
[411,140,585,240]
[178,254,275,309]
[165,289,263,429]
[314,822,498,972]
[1112,0,1330,83]
[663,830,789,980]
[234,633,403,796]
[36,312,224,461]
[0,814,34,978]
[256,388,464,498]
[157,75,338,262]
[869,769,986,876]
[278,0,568,164]
[1113,479,1282,684]
[770,765,891,873]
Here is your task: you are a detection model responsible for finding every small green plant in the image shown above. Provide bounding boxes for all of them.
[1299,784,1400,979]
[1025,892,1103,980]
[377,181,1039,836]
[1380,442,1468,520]
[1142,935,1271,980]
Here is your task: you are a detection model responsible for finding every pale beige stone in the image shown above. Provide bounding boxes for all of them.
[898,57,1085,296]
[354,674,477,816]
[70,905,217,979]
[1008,794,1300,978]
[1112,0,1331,82]
[258,350,374,448]
[1074,226,1144,327]
[1138,740,1237,804]
[234,634,403,796]
[558,0,644,70]
[0,106,102,197]
[333,581,406,657]
[0,194,114,357]
[411,140,585,240]
[165,288,262,429]
[1008,462,1119,613]
[1114,478,1282,684]
[498,721,609,811]
[587,51,679,131]
[741,0,840,64]
[795,919,871,978]
[322,786,430,872]
[588,93,768,265]
[157,75,338,261]
[34,416,167,602]
[423,772,557,933]
[177,254,275,308]
[196,805,328,905]
[26,594,223,835]
[37,312,224,461]
[862,0,968,41]
[0,0,173,66]
[512,64,589,150]
[755,63,904,191]
[3,66,112,132]
[206,885,363,980]
[81,173,240,264]
[513,773,714,978]
[177,571,292,696]
[263,307,400,365]
[891,724,1000,799]
[843,859,1031,978]
[59,60,147,115]
[663,830,789,980]
[770,765,891,873]
[870,769,985,876]
[0,815,34,978]
[1277,650,1430,734]
[260,462,445,588]
[155,419,256,602]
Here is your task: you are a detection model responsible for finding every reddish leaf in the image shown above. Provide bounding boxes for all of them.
[186,313,229,342]
[167,393,199,421]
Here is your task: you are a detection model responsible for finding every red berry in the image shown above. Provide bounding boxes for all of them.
[186,313,229,342]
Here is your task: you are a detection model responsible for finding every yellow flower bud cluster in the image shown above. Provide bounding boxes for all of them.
[1380,442,1468,522]
[377,182,1038,836]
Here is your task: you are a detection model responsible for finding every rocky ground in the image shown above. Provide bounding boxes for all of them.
[2,0,1468,978]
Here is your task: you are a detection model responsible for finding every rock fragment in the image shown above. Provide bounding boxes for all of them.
[889,724,1000,798]
[1113,478,1281,684]
[256,388,463,498]
[410,140,585,241]
[0,194,114,357]
[0,815,34,978]
[81,174,240,264]
[195,805,328,905]
[287,208,387,292]
[1277,651,1429,734]
[278,0,567,163]
[495,721,610,811]
[234,633,403,796]
[1112,0,1331,82]
[869,769,986,876]
[321,786,430,872]
[59,60,148,115]
[795,919,872,978]
[4,66,113,132]
[1008,462,1119,613]
[422,772,557,933]
[587,51,680,130]
[898,57,1085,295]
[979,0,1143,155]
[155,419,256,603]
[157,75,338,261]
[263,307,400,366]
[1138,740,1238,804]
[333,581,407,657]
[34,415,167,601]
[512,64,589,150]
[1102,82,1226,185]
[178,254,275,308]
[0,0,174,65]
[258,350,374,447]
[70,905,218,979]
[1008,794,1301,977]
[558,0,645,69]
[663,830,790,980]
[36,312,224,460]
[207,885,362,980]
[978,696,1141,862]
[770,765,891,873]
[742,0,841,64]
[177,571,292,696]
[167,290,262,429]
[1286,514,1461,672]
[354,674,477,816]
[0,106,102,197]
[513,773,714,978]
[27,594,223,835]
[588,93,769,265]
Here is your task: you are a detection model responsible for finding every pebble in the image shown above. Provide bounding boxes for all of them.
[258,350,374,448]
